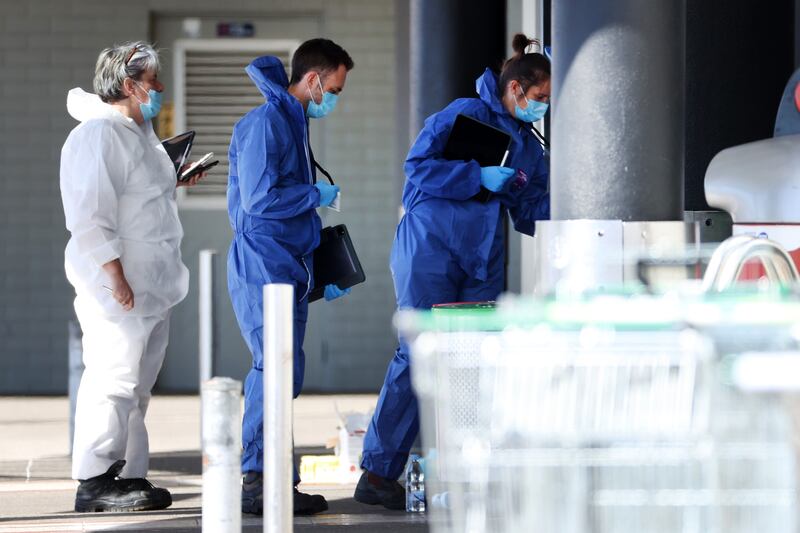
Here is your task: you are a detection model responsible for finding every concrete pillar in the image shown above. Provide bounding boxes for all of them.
[551,0,686,221]
[409,0,505,138]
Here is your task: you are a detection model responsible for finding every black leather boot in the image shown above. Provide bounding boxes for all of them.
[241,471,328,516]
[75,460,172,512]
[353,470,406,510]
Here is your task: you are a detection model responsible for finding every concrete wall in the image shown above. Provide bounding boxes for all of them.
[0,0,400,393]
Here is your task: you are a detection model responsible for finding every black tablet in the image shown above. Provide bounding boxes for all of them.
[309,224,366,303]
[161,130,195,174]
[443,114,512,202]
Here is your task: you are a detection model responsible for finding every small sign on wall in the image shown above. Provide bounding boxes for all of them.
[216,22,255,38]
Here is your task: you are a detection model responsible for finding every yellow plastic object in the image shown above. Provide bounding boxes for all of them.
[299,455,341,484]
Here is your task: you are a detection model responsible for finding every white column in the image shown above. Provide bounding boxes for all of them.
[202,377,242,533]
[199,249,217,384]
[517,0,545,294]
[263,284,294,533]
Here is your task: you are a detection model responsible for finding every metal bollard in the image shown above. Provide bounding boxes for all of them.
[202,377,242,533]
[263,284,294,533]
[199,250,218,385]
[68,319,84,454]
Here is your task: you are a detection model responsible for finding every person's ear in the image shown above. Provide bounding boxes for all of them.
[305,71,318,90]
[507,80,519,99]
[122,78,136,98]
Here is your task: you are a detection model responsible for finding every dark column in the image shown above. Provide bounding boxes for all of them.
[551,0,686,221]
[409,0,505,140]
[395,0,411,194]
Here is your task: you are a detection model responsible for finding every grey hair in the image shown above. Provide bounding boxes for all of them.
[93,41,160,103]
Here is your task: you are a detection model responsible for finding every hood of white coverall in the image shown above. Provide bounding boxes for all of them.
[67,87,126,123]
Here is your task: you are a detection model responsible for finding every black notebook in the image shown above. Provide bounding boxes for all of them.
[442,114,512,202]
[161,130,195,174]
[309,225,366,303]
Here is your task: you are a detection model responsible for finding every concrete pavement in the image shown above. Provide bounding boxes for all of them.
[0,395,429,532]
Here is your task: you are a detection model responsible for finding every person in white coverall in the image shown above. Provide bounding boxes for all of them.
[60,41,204,513]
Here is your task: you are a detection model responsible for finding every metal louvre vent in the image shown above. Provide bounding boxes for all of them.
[179,44,293,201]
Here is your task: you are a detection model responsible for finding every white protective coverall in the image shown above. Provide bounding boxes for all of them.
[60,88,189,480]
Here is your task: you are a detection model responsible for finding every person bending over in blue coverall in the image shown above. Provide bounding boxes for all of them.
[354,33,551,510]
[226,38,354,516]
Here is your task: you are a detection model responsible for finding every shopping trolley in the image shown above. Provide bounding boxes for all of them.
[406,296,800,533]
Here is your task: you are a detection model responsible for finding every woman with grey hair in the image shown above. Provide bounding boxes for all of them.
[60,41,203,512]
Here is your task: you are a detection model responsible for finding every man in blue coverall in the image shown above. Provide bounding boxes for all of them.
[227,39,354,516]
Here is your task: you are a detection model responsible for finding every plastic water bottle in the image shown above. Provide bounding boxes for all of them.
[405,454,426,512]
[430,491,450,509]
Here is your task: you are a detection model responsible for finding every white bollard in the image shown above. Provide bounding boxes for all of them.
[202,377,242,533]
[263,284,294,533]
[199,249,218,384]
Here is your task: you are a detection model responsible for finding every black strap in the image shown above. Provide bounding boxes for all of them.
[307,143,335,186]
[531,125,550,150]
[314,160,335,185]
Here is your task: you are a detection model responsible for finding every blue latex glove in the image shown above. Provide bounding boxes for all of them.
[315,183,340,207]
[324,284,351,301]
[479,166,515,192]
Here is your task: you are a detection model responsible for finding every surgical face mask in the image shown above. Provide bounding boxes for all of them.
[514,87,549,123]
[133,81,163,122]
[306,74,338,119]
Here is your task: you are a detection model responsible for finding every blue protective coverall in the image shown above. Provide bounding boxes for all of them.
[227,56,322,478]
[360,68,550,480]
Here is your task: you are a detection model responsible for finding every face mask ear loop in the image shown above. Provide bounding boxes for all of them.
[516,84,528,109]
[307,73,323,106]
[130,80,149,105]
[316,74,325,100]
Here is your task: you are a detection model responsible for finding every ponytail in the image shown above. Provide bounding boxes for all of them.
[498,33,550,96]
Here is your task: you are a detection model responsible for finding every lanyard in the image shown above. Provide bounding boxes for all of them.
[531,125,550,151]
[307,142,335,185]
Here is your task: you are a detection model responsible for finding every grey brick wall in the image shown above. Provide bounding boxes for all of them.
[0,0,401,393]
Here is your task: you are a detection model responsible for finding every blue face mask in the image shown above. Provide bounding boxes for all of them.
[514,88,548,123]
[306,75,338,119]
[134,81,162,122]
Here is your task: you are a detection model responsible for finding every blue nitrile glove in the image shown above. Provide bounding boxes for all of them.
[479,166,515,192]
[315,183,340,207]
[324,284,351,301]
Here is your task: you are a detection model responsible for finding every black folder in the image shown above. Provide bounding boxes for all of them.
[161,130,195,173]
[309,224,366,303]
[442,114,512,202]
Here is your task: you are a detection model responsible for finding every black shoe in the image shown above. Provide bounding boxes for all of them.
[241,471,263,515]
[75,460,172,512]
[353,470,406,510]
[116,477,172,508]
[242,471,329,516]
[293,488,328,516]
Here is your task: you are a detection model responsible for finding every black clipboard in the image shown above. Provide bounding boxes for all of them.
[442,114,512,202]
[309,224,366,303]
[161,130,195,174]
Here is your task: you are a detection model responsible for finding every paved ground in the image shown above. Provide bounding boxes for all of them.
[0,395,429,532]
